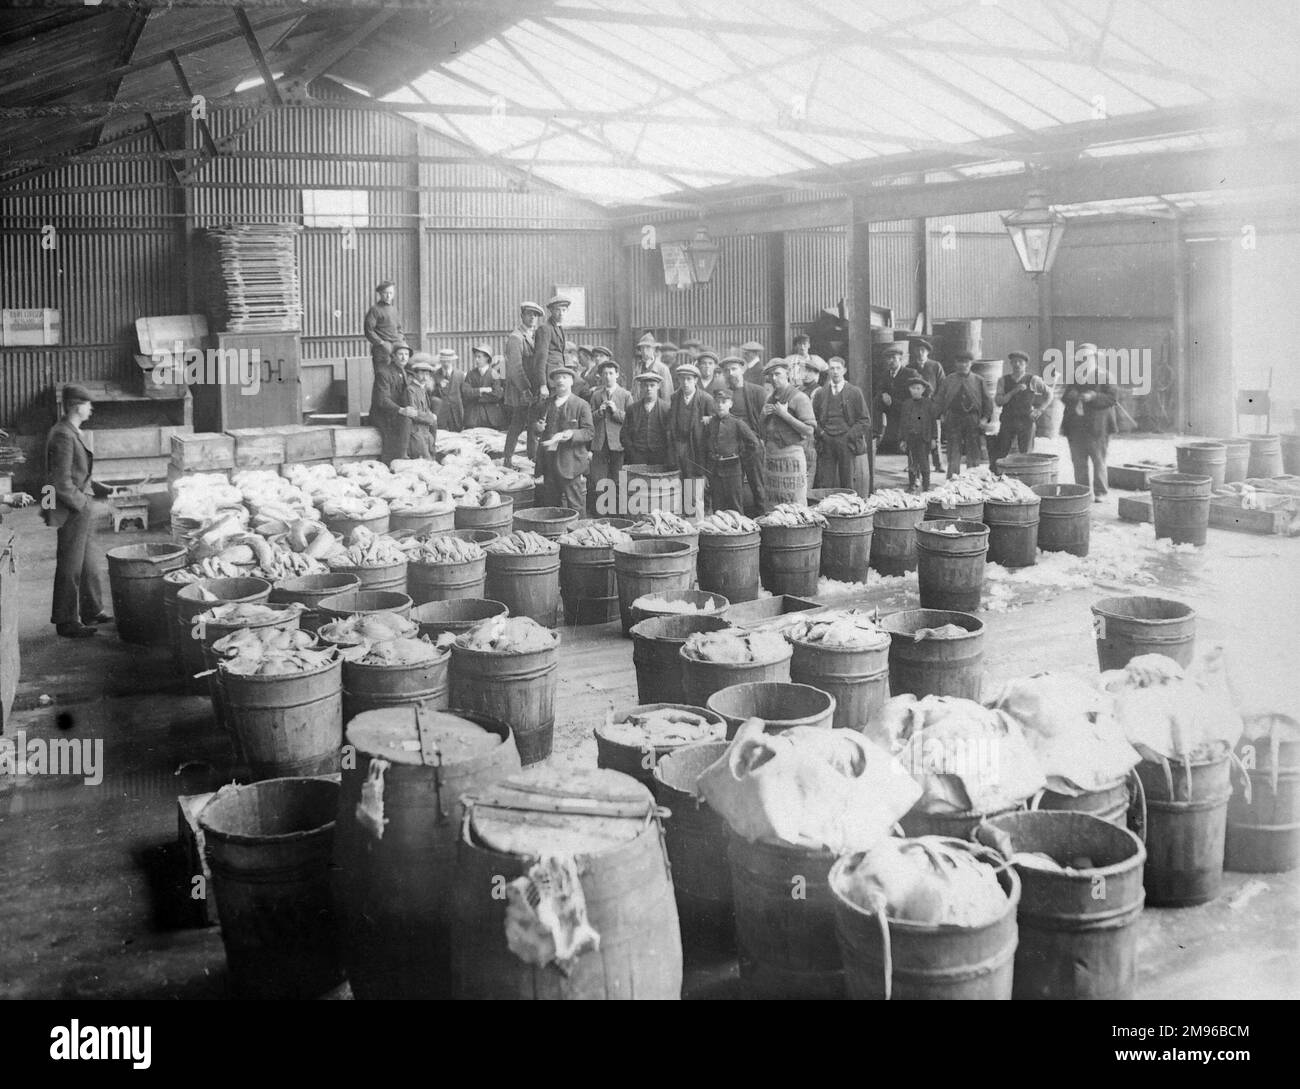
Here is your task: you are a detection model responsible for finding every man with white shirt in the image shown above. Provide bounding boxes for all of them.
[812,356,871,490]
[537,365,594,512]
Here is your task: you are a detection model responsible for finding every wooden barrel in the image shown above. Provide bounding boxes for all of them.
[729,836,842,999]
[629,589,729,630]
[449,629,559,766]
[706,681,836,739]
[1282,434,1300,477]
[696,530,761,603]
[593,702,726,785]
[163,572,190,671]
[176,577,273,692]
[680,640,792,709]
[1149,471,1212,546]
[270,573,360,634]
[613,539,698,636]
[497,481,534,513]
[317,589,413,624]
[389,507,455,537]
[830,842,1019,1001]
[1034,776,1131,828]
[976,811,1145,1000]
[900,801,1024,841]
[448,528,499,545]
[925,497,984,523]
[407,555,486,606]
[1090,595,1195,671]
[455,496,513,535]
[870,506,925,576]
[199,778,342,999]
[1175,441,1227,487]
[559,540,620,626]
[324,511,390,540]
[1135,752,1231,906]
[484,549,561,627]
[1244,433,1283,478]
[199,603,302,732]
[622,464,683,517]
[1227,735,1300,873]
[106,542,187,645]
[334,707,521,999]
[880,608,985,701]
[218,654,343,780]
[412,598,508,641]
[937,318,982,362]
[915,519,989,612]
[998,452,1059,488]
[342,648,451,723]
[651,741,735,952]
[1216,437,1251,483]
[1032,483,1092,557]
[513,506,579,541]
[451,768,682,999]
[983,498,1040,568]
[630,614,733,705]
[788,635,890,733]
[819,511,873,583]
[759,522,823,597]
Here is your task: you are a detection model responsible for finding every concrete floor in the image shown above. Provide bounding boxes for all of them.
[1,431,1297,1000]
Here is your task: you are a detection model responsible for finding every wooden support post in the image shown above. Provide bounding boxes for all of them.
[1171,221,1190,433]
[613,241,633,382]
[773,231,789,354]
[413,130,429,356]
[846,197,873,492]
[914,217,929,332]
[233,7,283,106]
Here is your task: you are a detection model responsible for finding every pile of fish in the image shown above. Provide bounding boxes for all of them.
[601,706,722,748]
[457,615,557,653]
[406,535,485,564]
[338,635,444,665]
[321,496,389,522]
[247,550,329,581]
[981,475,1039,503]
[910,623,969,640]
[210,627,335,676]
[697,510,759,535]
[327,527,407,568]
[558,521,632,547]
[868,489,926,511]
[816,493,874,516]
[167,559,248,584]
[757,503,828,528]
[681,628,788,664]
[784,609,889,649]
[461,490,503,509]
[389,496,456,516]
[198,601,293,625]
[925,476,985,507]
[318,611,419,646]
[631,593,720,614]
[482,531,557,556]
[629,510,695,536]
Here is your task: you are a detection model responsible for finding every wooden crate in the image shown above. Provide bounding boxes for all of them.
[1107,463,1174,491]
[1118,492,1294,535]
[94,455,170,482]
[330,426,382,458]
[171,432,235,471]
[226,427,287,469]
[82,426,161,460]
[282,424,335,463]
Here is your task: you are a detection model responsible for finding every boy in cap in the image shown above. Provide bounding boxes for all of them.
[899,375,939,492]
[703,386,760,514]
[588,354,632,515]
[405,354,440,459]
[434,348,464,432]
[990,350,1053,473]
[44,385,113,637]
[537,364,594,512]
[624,372,671,467]
[370,341,414,465]
[503,300,545,467]
[1059,343,1117,501]
[463,344,505,430]
[364,280,405,365]
[697,347,726,396]
[912,338,946,472]
[667,361,716,490]
[934,350,993,477]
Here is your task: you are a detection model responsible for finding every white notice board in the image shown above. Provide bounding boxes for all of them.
[660,243,693,289]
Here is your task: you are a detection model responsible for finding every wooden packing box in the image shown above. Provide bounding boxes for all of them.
[1118,492,1294,535]
[82,424,191,459]
[722,595,822,627]
[1107,462,1174,491]
[226,427,286,469]
[282,424,335,463]
[330,426,382,458]
[171,432,235,472]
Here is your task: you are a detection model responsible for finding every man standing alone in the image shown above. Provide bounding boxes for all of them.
[1059,343,1117,502]
[934,350,992,477]
[364,281,405,365]
[502,300,544,468]
[812,356,870,490]
[371,342,415,465]
[990,350,1053,473]
[44,386,113,638]
[538,365,594,513]
[588,353,632,515]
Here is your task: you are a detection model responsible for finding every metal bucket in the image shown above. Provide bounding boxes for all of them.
[106,542,188,645]
[1090,595,1196,671]
[915,519,989,612]
[629,613,733,705]
[880,608,985,701]
[706,681,836,740]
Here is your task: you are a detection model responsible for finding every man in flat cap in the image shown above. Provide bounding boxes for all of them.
[739,340,765,386]
[787,333,828,389]
[624,372,671,469]
[990,349,1053,474]
[44,385,113,637]
[371,341,415,465]
[634,332,673,405]
[697,347,726,396]
[812,356,871,492]
[588,351,632,515]
[667,362,716,514]
[760,358,816,509]
[364,281,406,365]
[1059,342,1117,501]
[912,338,946,473]
[537,364,594,513]
[503,300,545,468]
[720,355,768,513]
[405,354,440,459]
[531,295,570,399]
[873,342,923,455]
[463,344,505,431]
[681,337,703,364]
[434,348,464,432]
[934,350,993,478]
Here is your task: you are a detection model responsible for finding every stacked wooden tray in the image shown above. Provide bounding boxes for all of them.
[209,224,303,333]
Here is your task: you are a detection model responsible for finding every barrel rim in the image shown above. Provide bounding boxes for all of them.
[345,706,514,766]
[450,629,561,657]
[652,738,732,794]
[705,680,837,725]
[197,776,339,845]
[679,641,793,667]
[630,613,734,641]
[340,645,451,673]
[273,572,362,594]
[412,598,509,622]
[515,506,580,522]
[975,809,1147,879]
[879,607,985,638]
[217,649,341,682]
[786,630,890,655]
[982,496,1042,509]
[106,541,188,563]
[177,576,273,603]
[916,519,989,537]
[317,589,414,614]
[1031,482,1092,499]
[595,703,727,757]
[1090,594,1195,624]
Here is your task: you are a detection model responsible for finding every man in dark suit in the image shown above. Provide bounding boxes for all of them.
[537,365,594,512]
[1060,343,1118,501]
[462,344,505,431]
[434,348,465,433]
[370,342,414,465]
[873,343,922,454]
[44,386,113,637]
[588,352,632,515]
[624,372,671,467]
[812,356,871,490]
[531,295,570,397]
[720,355,768,513]
[503,300,544,467]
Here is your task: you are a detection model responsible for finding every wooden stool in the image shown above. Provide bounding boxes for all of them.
[110,499,150,532]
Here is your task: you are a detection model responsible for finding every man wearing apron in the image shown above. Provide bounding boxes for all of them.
[759,359,816,509]
[989,350,1053,474]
